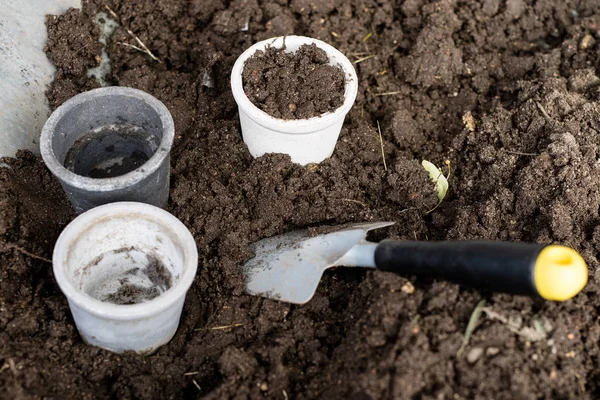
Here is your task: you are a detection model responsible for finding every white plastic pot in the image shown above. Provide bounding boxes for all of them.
[231,36,358,165]
[52,202,198,354]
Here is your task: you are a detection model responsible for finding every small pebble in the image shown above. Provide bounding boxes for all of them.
[567,333,575,340]
[486,347,500,356]
[366,330,387,348]
[532,354,539,361]
[260,383,269,392]
[580,34,595,50]
[467,347,484,364]
[401,282,415,294]
[462,112,476,132]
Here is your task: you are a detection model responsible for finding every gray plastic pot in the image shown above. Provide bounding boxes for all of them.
[40,87,174,213]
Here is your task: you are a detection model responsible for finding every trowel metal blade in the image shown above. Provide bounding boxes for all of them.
[242,221,395,304]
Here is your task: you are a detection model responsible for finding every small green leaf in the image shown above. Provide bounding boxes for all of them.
[457,298,486,357]
[421,160,448,202]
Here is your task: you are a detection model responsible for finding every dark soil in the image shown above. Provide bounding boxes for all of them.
[2,1,600,399]
[242,43,345,119]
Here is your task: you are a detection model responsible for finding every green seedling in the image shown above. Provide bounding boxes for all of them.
[457,298,486,357]
[422,159,450,214]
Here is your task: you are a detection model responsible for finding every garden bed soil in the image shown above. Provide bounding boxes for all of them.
[242,43,346,119]
[2,0,600,399]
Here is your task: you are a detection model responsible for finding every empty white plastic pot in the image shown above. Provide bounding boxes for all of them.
[231,36,358,165]
[52,202,198,354]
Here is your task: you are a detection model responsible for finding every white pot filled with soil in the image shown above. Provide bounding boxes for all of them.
[231,36,358,165]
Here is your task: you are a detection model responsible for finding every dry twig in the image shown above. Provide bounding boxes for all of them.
[535,101,551,121]
[339,198,368,208]
[2,242,52,263]
[374,91,401,97]
[377,121,387,171]
[504,149,539,156]
[195,323,243,331]
[354,54,375,64]
[105,5,161,63]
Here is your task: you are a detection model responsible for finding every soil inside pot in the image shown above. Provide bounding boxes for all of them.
[2,1,600,399]
[242,43,345,119]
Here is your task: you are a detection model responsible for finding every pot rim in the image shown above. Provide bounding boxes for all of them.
[40,86,175,192]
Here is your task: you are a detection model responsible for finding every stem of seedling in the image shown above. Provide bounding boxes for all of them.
[425,199,442,215]
[362,32,373,42]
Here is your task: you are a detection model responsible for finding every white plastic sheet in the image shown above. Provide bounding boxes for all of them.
[0,0,81,158]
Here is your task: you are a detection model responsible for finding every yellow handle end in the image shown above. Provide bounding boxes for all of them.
[534,245,588,301]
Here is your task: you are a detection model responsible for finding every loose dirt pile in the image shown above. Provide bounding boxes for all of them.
[2,0,600,399]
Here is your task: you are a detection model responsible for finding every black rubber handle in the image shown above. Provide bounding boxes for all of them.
[374,240,545,296]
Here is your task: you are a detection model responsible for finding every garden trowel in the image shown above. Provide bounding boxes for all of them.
[241,222,588,304]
